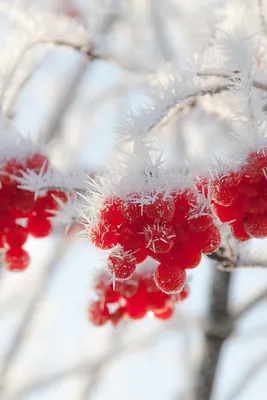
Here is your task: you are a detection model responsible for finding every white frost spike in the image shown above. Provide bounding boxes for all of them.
[48,192,80,234]
[15,165,88,195]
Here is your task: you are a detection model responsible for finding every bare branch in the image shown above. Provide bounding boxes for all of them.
[193,243,235,400]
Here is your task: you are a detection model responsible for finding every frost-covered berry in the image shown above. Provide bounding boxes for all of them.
[144,224,176,254]
[110,307,126,326]
[88,301,110,326]
[244,214,267,238]
[108,247,136,280]
[153,306,174,320]
[100,197,125,226]
[27,216,52,238]
[90,221,118,249]
[125,283,148,320]
[154,264,186,294]
[230,221,250,241]
[4,225,28,247]
[211,172,241,206]
[144,192,175,222]
[4,247,30,272]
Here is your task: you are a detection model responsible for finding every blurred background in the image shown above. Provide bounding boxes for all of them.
[1,1,267,399]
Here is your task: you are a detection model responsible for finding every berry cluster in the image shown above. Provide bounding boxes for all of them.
[0,153,68,272]
[89,188,221,294]
[88,271,189,326]
[207,150,267,241]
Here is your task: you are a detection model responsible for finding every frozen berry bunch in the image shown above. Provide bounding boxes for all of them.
[88,186,221,295]
[205,149,267,241]
[0,153,68,272]
[88,271,190,326]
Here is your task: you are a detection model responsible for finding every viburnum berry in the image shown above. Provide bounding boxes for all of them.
[187,212,214,232]
[27,215,52,238]
[243,214,267,238]
[213,199,245,223]
[26,153,49,173]
[244,196,267,215]
[230,221,250,241]
[117,225,142,252]
[123,194,143,223]
[172,190,192,223]
[191,224,221,254]
[211,172,241,206]
[144,224,176,254]
[88,300,110,326]
[125,283,148,319]
[144,192,175,222]
[108,247,137,280]
[89,221,118,249]
[153,306,174,320]
[133,244,148,263]
[100,197,125,226]
[4,225,28,247]
[4,247,30,272]
[115,277,140,298]
[110,307,126,326]
[154,264,186,294]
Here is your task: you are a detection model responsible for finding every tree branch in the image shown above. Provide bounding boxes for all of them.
[194,245,235,400]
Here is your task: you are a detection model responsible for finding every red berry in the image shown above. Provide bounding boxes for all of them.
[187,213,214,232]
[110,307,126,326]
[144,224,176,254]
[133,244,147,263]
[230,221,250,241]
[173,190,195,223]
[27,216,52,238]
[108,247,136,280]
[26,153,49,173]
[154,264,186,294]
[4,225,28,247]
[0,211,16,234]
[12,189,35,213]
[90,221,118,249]
[88,300,110,326]
[241,151,267,184]
[191,224,221,254]
[147,291,169,312]
[211,172,241,206]
[179,284,190,301]
[213,199,245,223]
[153,306,174,320]
[144,192,175,222]
[117,225,142,252]
[244,196,267,215]
[4,247,30,272]
[244,214,267,238]
[100,197,125,226]
[125,283,148,319]
[115,277,140,298]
